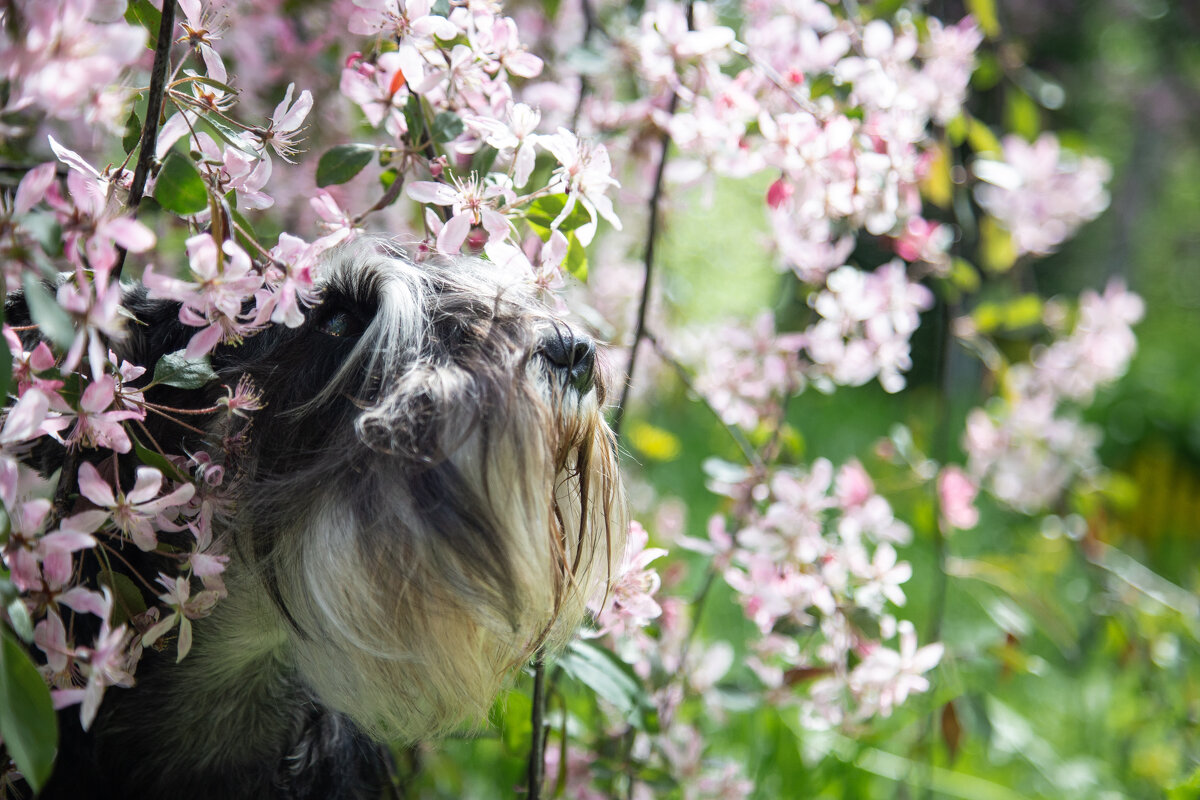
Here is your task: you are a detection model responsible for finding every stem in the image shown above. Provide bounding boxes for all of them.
[352,168,408,227]
[114,0,177,281]
[526,654,547,800]
[611,2,693,438]
[645,331,763,471]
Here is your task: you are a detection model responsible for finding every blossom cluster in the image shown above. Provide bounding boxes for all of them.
[694,260,934,430]
[0,0,146,132]
[334,0,623,274]
[974,133,1112,258]
[0,0,1140,795]
[0,0,312,746]
[962,281,1144,512]
[699,458,940,727]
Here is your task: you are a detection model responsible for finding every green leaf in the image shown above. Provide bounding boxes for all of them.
[227,203,259,255]
[557,640,654,729]
[0,318,10,407]
[402,93,425,145]
[153,153,209,215]
[316,144,376,188]
[21,273,74,349]
[965,0,1001,37]
[564,231,587,281]
[949,257,981,293]
[469,146,499,177]
[1004,89,1041,141]
[99,570,148,628]
[966,117,1004,157]
[183,75,240,96]
[197,116,259,156]
[525,195,592,234]
[497,690,532,754]
[132,438,190,484]
[5,599,33,643]
[979,215,1017,272]
[122,109,143,156]
[124,0,162,46]
[152,349,217,390]
[431,112,465,143]
[0,629,58,792]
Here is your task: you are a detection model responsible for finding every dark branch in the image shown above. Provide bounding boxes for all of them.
[612,0,695,437]
[525,654,547,800]
[114,0,177,281]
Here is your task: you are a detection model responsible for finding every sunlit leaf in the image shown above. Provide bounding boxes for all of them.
[525,195,591,234]
[124,0,161,45]
[1005,89,1041,141]
[979,216,1017,272]
[563,231,587,281]
[966,0,1000,38]
[921,141,954,209]
[628,421,681,461]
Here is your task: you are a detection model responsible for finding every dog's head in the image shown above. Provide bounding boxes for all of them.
[124,241,626,741]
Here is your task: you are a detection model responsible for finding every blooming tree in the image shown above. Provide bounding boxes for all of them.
[0,0,1167,797]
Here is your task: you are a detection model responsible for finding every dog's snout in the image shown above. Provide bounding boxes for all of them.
[539,328,596,393]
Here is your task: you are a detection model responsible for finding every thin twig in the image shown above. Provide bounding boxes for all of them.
[352,169,408,227]
[114,0,177,281]
[525,653,547,800]
[644,331,763,471]
[611,1,694,438]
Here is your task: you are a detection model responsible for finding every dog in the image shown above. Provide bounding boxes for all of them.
[10,241,625,799]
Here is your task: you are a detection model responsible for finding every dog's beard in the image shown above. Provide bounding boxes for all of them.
[214,244,625,742]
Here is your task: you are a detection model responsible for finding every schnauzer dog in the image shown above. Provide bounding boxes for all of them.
[21,242,625,799]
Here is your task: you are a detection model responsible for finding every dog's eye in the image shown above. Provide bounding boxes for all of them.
[317,310,364,338]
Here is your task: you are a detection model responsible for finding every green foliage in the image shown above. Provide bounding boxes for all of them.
[315,144,377,187]
[21,272,74,349]
[153,152,209,215]
[151,349,217,389]
[430,112,465,143]
[0,630,58,792]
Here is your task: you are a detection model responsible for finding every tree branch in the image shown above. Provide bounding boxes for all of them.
[114,0,177,281]
[611,1,694,438]
[525,653,547,800]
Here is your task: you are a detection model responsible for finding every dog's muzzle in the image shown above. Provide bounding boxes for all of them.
[538,327,596,394]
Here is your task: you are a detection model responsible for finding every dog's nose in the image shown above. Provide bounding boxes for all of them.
[539,328,596,393]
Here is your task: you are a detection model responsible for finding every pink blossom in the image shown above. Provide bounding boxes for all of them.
[142,573,221,662]
[46,138,155,276]
[590,521,668,637]
[407,174,514,254]
[178,0,229,83]
[974,134,1111,257]
[259,83,314,164]
[348,0,457,41]
[144,233,265,357]
[13,162,57,215]
[849,621,943,718]
[78,462,196,551]
[540,129,622,245]
[67,375,143,453]
[77,591,134,730]
[1,0,146,129]
[937,465,979,530]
